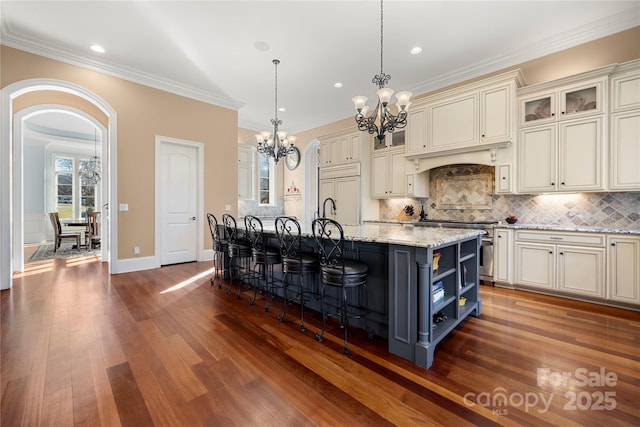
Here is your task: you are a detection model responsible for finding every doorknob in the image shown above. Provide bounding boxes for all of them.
[190,216,196,220]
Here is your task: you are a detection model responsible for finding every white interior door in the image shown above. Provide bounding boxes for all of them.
[159,141,198,265]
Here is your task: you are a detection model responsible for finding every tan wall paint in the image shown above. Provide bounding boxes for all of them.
[2,46,239,259]
[5,26,635,258]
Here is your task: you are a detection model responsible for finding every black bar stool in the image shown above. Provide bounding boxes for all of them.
[274,216,319,331]
[312,217,369,354]
[207,213,228,289]
[244,215,282,310]
[222,214,253,300]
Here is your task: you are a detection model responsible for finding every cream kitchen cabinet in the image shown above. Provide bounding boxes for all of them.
[371,151,406,198]
[423,73,521,156]
[494,228,513,284]
[609,110,640,191]
[427,91,478,153]
[319,175,360,225]
[338,133,361,163]
[518,116,604,193]
[319,138,339,166]
[519,77,606,127]
[320,131,362,167]
[237,145,255,200]
[515,230,606,298]
[373,129,406,152]
[607,235,640,306]
[405,106,427,156]
[610,59,640,113]
[495,164,513,194]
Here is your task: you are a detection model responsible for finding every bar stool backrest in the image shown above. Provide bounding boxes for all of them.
[244,215,266,253]
[311,218,345,273]
[222,214,239,244]
[207,213,222,246]
[274,216,304,259]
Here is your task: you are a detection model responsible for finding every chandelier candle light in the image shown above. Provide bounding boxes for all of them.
[352,0,412,142]
[78,129,101,185]
[255,59,297,164]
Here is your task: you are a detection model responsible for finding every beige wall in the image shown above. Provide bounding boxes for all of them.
[3,26,637,260]
[2,46,239,259]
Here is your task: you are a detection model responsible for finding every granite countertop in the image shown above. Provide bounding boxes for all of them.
[365,219,640,235]
[495,223,640,235]
[246,222,483,249]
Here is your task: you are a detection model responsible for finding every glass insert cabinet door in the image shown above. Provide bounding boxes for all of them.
[521,79,604,126]
[373,129,406,150]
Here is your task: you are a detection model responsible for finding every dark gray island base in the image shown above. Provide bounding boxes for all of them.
[240,222,483,369]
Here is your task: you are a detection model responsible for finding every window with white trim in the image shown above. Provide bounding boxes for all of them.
[54,155,98,219]
[258,154,276,205]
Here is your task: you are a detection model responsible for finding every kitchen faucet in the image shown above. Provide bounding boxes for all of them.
[322,197,337,218]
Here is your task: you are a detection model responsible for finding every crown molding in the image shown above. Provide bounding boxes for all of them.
[0,33,245,112]
[410,10,639,96]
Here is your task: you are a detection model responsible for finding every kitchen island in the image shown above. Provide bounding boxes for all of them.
[239,221,484,369]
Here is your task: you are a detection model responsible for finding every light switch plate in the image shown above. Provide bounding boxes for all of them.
[119,203,129,211]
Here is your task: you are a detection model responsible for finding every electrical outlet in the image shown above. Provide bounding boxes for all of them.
[225,204,232,211]
[134,246,140,255]
[120,203,129,211]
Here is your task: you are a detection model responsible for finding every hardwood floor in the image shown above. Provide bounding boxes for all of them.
[3,256,639,426]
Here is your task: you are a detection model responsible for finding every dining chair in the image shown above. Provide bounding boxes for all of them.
[48,212,81,252]
[86,212,101,250]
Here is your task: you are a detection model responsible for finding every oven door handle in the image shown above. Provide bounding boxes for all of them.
[482,238,493,245]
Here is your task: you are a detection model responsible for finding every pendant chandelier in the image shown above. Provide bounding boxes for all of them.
[79,129,101,185]
[352,0,412,142]
[255,59,296,164]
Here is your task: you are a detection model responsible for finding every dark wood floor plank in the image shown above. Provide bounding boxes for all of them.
[106,362,155,427]
[4,257,640,426]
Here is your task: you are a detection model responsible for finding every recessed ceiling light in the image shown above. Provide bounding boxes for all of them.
[254,41,270,52]
[410,46,422,55]
[278,107,286,112]
[334,82,343,88]
[90,44,105,53]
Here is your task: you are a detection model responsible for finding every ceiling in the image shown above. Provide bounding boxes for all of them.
[2,1,639,136]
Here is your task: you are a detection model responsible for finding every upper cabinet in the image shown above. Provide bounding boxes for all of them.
[374,129,406,152]
[609,60,640,191]
[407,70,523,159]
[319,131,361,167]
[237,145,255,200]
[405,106,427,156]
[519,77,606,127]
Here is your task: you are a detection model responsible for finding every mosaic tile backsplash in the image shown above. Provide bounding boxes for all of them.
[380,165,640,230]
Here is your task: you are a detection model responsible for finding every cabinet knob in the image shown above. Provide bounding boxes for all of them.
[551,113,555,117]
[498,235,502,238]
[502,177,506,180]
[549,251,553,254]
[482,134,485,138]
[561,111,565,115]
[551,182,555,186]
[611,243,616,246]
[561,182,565,185]
[559,252,564,255]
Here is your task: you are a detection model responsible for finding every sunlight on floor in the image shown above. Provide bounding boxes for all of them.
[160,267,215,294]
[15,260,54,277]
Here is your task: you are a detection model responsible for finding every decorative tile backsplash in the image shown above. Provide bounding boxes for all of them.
[380,165,640,229]
[238,199,284,218]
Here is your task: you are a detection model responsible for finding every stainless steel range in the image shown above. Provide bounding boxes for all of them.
[415,219,498,285]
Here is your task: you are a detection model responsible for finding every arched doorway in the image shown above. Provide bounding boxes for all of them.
[1,78,117,290]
